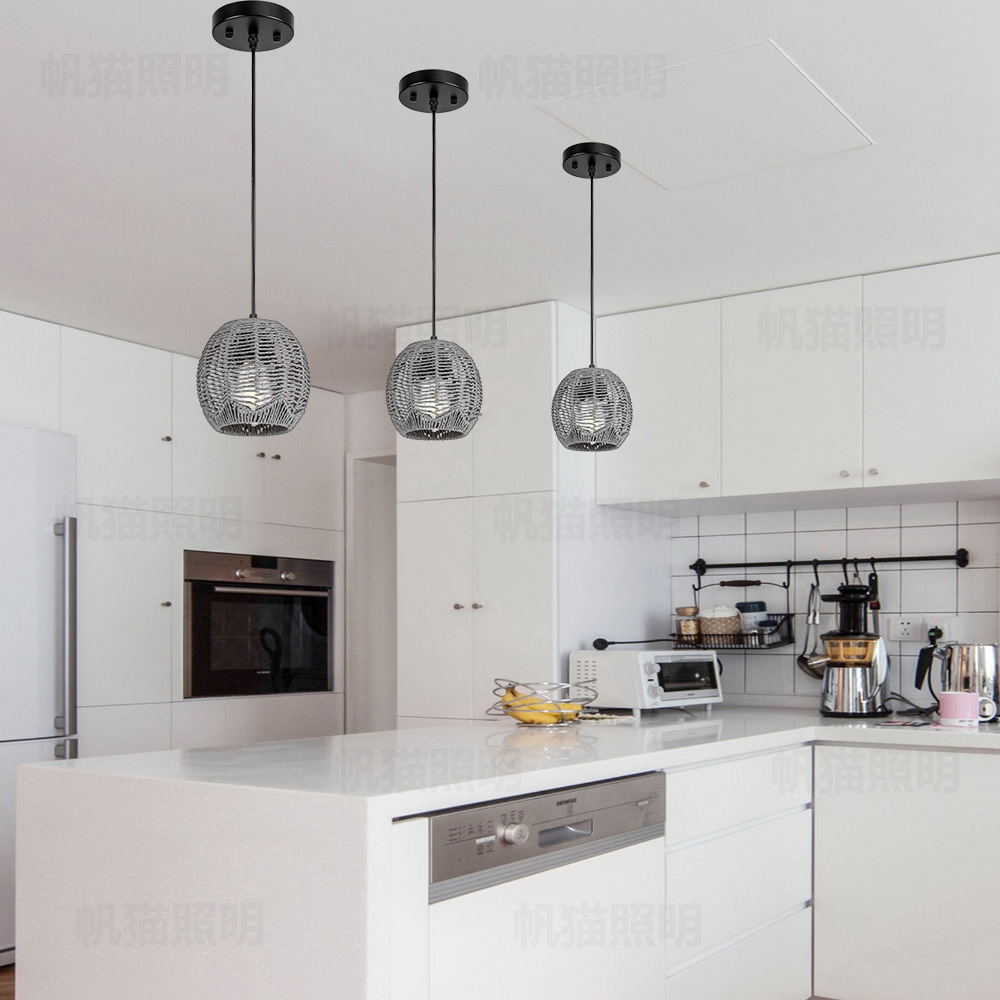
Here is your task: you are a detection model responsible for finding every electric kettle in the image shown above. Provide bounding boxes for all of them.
[915,641,999,721]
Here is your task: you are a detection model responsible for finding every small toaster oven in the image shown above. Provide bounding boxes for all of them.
[569,649,723,714]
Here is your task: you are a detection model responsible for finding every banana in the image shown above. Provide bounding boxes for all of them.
[501,685,580,724]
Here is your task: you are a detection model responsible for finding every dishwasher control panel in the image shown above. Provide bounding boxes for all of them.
[428,771,665,886]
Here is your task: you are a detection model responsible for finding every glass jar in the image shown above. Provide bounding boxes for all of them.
[675,606,700,640]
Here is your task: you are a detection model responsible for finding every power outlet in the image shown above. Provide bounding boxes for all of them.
[887,617,920,641]
[886,615,958,642]
[924,615,958,641]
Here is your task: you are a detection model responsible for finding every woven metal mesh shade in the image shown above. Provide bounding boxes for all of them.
[197,317,311,435]
[386,338,483,440]
[551,366,632,451]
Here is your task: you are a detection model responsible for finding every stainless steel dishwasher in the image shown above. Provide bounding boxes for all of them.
[427,772,666,999]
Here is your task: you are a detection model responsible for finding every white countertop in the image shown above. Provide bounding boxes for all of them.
[30,706,1000,816]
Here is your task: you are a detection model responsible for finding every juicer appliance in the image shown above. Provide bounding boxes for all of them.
[819,584,890,717]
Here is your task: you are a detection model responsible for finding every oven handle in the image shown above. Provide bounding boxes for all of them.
[211,586,330,598]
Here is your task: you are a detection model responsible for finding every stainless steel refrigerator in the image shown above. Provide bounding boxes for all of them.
[0,424,76,965]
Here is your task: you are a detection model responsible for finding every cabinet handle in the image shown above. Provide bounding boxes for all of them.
[453,603,465,610]
[256,452,266,458]
[161,601,172,607]
[271,454,282,460]
[281,571,297,582]
[699,481,710,488]
[868,468,879,476]
[839,470,850,478]
[472,603,483,609]
[161,435,172,442]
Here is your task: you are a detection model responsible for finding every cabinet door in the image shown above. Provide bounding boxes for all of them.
[396,499,475,719]
[721,278,863,495]
[394,322,474,502]
[0,311,61,431]
[814,746,1000,1000]
[596,301,721,503]
[61,327,173,509]
[170,354,264,522]
[665,908,811,1000]
[665,810,812,968]
[471,493,557,717]
[471,302,556,497]
[75,503,173,706]
[77,704,172,756]
[263,388,345,530]
[863,256,1000,486]
[429,839,665,1000]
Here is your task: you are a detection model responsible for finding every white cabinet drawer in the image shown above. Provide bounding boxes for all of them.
[665,809,812,968]
[665,907,812,1000]
[665,747,811,845]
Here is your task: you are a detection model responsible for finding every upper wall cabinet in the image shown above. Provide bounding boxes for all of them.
[0,312,61,432]
[595,301,721,504]
[61,327,174,510]
[721,277,864,496]
[262,388,345,531]
[172,354,346,530]
[862,256,1000,487]
[171,354,265,523]
[395,303,560,502]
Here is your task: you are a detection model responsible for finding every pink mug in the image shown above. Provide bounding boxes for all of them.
[938,690,986,726]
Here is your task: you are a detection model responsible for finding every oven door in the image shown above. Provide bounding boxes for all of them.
[185,582,332,698]
[654,655,720,696]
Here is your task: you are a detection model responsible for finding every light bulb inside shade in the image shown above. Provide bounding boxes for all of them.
[229,361,278,412]
[411,374,458,419]
[567,391,612,434]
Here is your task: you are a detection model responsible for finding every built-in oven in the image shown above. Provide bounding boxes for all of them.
[183,550,333,698]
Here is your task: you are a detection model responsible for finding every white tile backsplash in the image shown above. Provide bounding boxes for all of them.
[958,522,1000,568]
[901,524,958,567]
[958,499,1000,524]
[671,497,999,707]
[901,569,958,613]
[698,513,746,536]
[847,526,901,558]
[746,510,795,534]
[901,501,958,526]
[847,505,901,529]
[959,568,1000,614]
[794,530,847,561]
[699,532,746,568]
[672,516,699,537]
[795,508,847,531]
[671,535,699,576]
[746,531,795,563]
[746,653,795,695]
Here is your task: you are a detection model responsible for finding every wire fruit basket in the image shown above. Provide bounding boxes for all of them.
[487,679,598,726]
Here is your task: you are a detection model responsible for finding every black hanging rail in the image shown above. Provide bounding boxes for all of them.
[690,549,969,577]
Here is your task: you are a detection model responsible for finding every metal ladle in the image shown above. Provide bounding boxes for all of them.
[797,581,829,679]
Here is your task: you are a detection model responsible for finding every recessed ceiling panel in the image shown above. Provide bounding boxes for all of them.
[538,40,872,190]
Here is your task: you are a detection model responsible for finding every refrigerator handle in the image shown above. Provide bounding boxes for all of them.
[53,516,78,737]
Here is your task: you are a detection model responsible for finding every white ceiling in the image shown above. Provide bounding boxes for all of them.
[2,1,999,393]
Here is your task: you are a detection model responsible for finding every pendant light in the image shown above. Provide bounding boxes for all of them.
[386,70,482,441]
[197,3,310,436]
[551,142,632,451]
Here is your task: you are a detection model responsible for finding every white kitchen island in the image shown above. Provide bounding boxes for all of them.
[15,706,1000,1000]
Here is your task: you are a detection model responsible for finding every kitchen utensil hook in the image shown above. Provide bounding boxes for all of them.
[841,558,849,585]
[812,560,821,587]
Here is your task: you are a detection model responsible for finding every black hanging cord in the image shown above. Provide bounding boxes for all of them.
[249,35,257,318]
[430,97,438,340]
[588,162,596,367]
